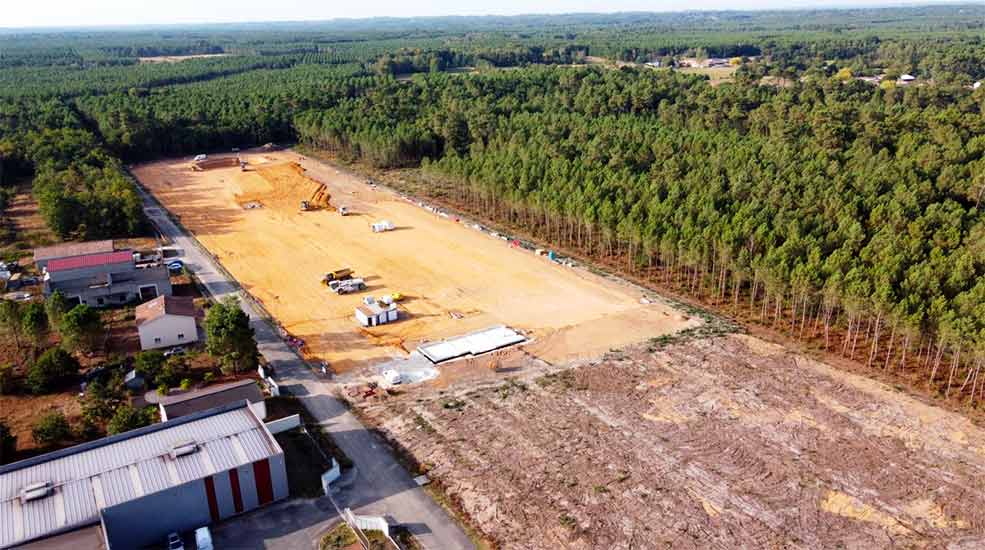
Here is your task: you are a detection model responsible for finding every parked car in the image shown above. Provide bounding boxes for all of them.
[194,527,213,550]
[167,532,184,550]
[164,346,186,358]
[193,154,207,162]
[167,260,184,273]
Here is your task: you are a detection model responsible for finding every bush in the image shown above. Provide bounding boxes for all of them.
[26,347,79,394]
[32,411,71,446]
[157,383,168,396]
[205,297,259,374]
[106,405,153,435]
[180,378,192,391]
[59,304,103,352]
[203,372,215,383]
[0,421,15,464]
[134,350,165,384]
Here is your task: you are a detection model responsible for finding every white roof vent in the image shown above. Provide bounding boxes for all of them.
[20,481,52,502]
[170,441,199,459]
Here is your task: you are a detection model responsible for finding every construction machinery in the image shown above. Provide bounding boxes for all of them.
[301,183,333,212]
[322,268,353,284]
[329,278,366,294]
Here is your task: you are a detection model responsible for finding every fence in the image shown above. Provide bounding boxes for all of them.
[321,458,341,494]
[265,413,301,434]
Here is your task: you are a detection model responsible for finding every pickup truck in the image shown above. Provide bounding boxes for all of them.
[329,278,365,294]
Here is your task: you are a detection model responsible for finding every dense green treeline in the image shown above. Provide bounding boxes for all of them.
[75,64,378,159]
[296,67,985,400]
[0,98,145,238]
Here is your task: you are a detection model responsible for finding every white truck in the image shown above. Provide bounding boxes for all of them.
[329,278,366,294]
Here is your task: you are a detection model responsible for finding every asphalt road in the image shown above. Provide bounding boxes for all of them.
[135,183,475,550]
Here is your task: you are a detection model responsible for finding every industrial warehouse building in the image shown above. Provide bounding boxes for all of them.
[0,401,287,549]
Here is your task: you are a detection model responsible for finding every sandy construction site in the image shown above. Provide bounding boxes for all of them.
[133,152,696,373]
[356,333,985,549]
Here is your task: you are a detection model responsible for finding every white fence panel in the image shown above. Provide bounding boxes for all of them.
[265,414,301,434]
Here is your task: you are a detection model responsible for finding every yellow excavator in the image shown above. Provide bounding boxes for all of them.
[301,183,334,212]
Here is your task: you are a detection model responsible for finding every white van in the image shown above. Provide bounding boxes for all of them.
[194,527,213,550]
[193,154,207,162]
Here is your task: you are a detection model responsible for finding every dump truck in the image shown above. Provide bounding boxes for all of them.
[322,268,353,284]
[329,278,366,294]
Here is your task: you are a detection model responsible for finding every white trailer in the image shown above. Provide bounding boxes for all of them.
[371,220,395,233]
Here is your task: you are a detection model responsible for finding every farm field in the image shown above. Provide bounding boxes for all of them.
[356,333,985,549]
[133,151,697,373]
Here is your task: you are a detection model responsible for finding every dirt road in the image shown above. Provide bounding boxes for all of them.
[133,151,695,373]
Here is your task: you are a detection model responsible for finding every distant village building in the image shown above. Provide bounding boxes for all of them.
[35,240,171,307]
[135,295,198,350]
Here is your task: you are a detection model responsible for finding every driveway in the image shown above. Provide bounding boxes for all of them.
[134,182,475,550]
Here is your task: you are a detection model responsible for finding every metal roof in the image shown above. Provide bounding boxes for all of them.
[33,241,114,263]
[0,402,280,549]
[418,325,527,364]
[159,380,264,420]
[45,251,134,274]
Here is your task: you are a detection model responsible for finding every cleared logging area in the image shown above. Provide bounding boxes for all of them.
[355,334,985,549]
[133,151,696,373]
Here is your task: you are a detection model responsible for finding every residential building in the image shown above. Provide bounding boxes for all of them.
[136,295,198,350]
[0,401,287,549]
[36,241,172,307]
[33,241,114,271]
[159,379,267,421]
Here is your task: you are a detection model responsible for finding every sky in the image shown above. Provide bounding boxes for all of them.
[0,0,950,29]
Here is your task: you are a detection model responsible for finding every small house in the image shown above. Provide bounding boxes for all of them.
[355,302,399,327]
[136,295,198,350]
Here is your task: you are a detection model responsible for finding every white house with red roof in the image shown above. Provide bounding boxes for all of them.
[36,240,172,307]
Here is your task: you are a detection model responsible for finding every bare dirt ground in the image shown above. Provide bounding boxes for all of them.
[133,152,696,373]
[354,333,985,549]
[137,54,231,64]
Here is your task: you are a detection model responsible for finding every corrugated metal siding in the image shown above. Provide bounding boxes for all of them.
[61,480,96,525]
[21,497,56,540]
[0,501,16,547]
[237,430,275,462]
[99,470,135,507]
[0,405,278,548]
[136,461,170,495]
[204,439,239,472]
[174,453,206,484]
